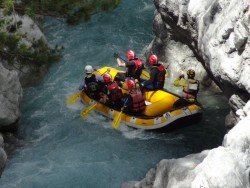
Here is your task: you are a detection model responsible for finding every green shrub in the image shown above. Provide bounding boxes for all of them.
[0,2,62,69]
[0,31,62,67]
[0,0,120,69]
[22,0,122,25]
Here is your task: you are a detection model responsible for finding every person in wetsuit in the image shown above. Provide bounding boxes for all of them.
[123,79,146,115]
[100,73,124,110]
[79,65,103,100]
[141,54,166,90]
[173,69,199,100]
[113,50,144,82]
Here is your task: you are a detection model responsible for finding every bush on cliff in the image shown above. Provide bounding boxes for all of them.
[20,0,121,25]
[0,31,61,67]
[0,0,121,69]
[0,0,62,69]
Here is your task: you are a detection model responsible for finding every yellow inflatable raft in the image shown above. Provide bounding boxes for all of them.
[80,67,202,130]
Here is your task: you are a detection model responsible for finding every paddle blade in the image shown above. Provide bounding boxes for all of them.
[80,103,97,118]
[112,111,123,129]
[66,92,81,106]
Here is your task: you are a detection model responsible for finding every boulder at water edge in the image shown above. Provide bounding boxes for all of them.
[0,63,22,128]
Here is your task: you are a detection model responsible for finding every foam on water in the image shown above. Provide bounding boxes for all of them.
[0,1,228,188]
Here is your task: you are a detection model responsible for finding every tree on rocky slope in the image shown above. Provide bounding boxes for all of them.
[0,0,62,70]
[20,0,121,25]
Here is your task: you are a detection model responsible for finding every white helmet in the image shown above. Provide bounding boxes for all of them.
[84,65,93,74]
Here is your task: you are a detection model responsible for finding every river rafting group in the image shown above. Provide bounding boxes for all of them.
[67,50,202,130]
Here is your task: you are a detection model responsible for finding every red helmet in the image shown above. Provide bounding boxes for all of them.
[149,54,158,66]
[126,50,136,61]
[127,79,135,89]
[103,73,112,83]
[134,59,142,70]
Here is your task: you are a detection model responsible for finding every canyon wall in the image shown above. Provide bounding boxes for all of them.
[123,0,250,187]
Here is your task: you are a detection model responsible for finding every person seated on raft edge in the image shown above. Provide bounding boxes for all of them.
[113,50,144,83]
[79,65,104,101]
[99,73,124,110]
[173,69,199,100]
[141,54,166,90]
[122,79,146,115]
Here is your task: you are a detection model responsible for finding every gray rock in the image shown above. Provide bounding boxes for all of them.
[225,111,238,129]
[129,102,250,188]
[17,15,46,43]
[225,33,236,54]
[133,150,209,188]
[0,63,22,127]
[2,61,50,87]
[0,12,50,87]
[10,15,50,86]
[121,181,138,188]
[0,134,7,175]
[228,94,246,113]
[0,9,53,175]
[134,168,156,188]
[0,147,7,174]
[234,21,248,52]
[0,134,4,148]
[243,100,250,117]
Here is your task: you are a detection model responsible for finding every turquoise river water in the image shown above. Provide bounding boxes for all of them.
[0,1,229,188]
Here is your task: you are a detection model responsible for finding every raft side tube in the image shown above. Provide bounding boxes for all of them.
[80,90,202,130]
[143,90,180,116]
[95,66,125,78]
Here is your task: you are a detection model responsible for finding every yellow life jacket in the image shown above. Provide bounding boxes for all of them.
[186,79,199,94]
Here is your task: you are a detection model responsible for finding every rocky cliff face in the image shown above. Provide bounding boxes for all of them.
[0,62,21,174]
[122,0,250,187]
[0,134,7,174]
[147,0,249,128]
[123,102,250,188]
[0,12,50,87]
[0,11,51,173]
[0,63,22,127]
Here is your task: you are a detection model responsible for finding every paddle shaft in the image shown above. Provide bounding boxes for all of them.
[80,103,97,118]
[112,98,129,129]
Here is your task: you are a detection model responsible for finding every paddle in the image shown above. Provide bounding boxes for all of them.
[115,55,129,64]
[66,92,81,107]
[112,98,128,129]
[80,103,98,118]
[112,111,123,129]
